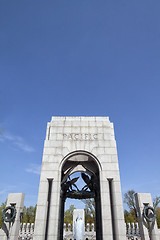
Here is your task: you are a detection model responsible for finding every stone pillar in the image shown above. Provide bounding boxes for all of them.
[91,223,94,232]
[34,167,61,240]
[22,223,26,239]
[49,177,61,240]
[110,179,126,240]
[0,193,25,240]
[86,223,90,232]
[100,178,113,240]
[135,193,160,240]
[33,180,50,240]
[30,223,34,237]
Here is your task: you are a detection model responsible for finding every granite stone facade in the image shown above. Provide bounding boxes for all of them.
[33,116,126,240]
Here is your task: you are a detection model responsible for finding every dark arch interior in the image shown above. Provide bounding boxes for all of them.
[58,152,103,240]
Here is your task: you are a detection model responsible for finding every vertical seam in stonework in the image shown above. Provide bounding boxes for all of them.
[48,126,50,140]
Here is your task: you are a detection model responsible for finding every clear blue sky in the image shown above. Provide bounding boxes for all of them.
[0,0,160,209]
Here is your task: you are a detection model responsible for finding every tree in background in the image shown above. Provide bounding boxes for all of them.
[124,190,137,222]
[0,201,6,228]
[153,196,160,209]
[21,205,37,223]
[124,190,137,216]
[156,207,160,228]
[124,209,135,223]
[83,199,95,225]
[64,205,76,226]
[153,195,160,228]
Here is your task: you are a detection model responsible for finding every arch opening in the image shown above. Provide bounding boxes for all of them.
[58,152,103,240]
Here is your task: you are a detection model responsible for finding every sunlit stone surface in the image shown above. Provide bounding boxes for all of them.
[33,117,126,240]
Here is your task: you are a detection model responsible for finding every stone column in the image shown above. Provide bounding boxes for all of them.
[100,176,113,240]
[0,193,25,240]
[49,178,61,240]
[110,179,126,240]
[33,180,49,240]
[135,193,160,240]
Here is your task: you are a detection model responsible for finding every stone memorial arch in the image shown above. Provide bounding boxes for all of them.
[59,150,102,240]
[33,117,126,240]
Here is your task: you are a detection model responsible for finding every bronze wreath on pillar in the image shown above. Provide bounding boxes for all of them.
[3,206,17,223]
[143,205,156,223]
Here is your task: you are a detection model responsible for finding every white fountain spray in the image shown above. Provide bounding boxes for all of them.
[73,212,85,240]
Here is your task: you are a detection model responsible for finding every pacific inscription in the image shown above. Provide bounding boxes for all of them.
[63,133,98,141]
